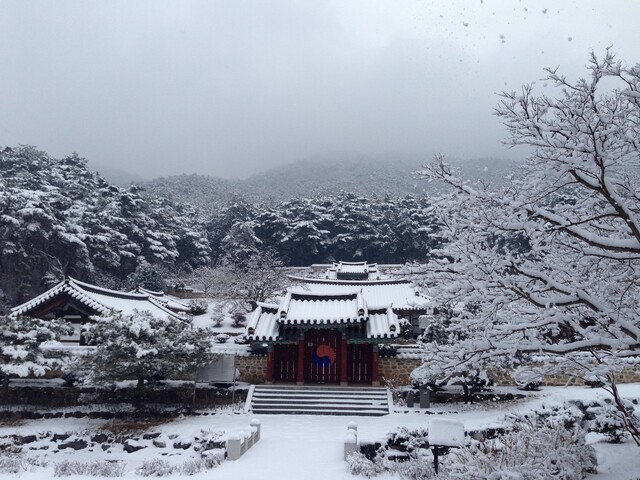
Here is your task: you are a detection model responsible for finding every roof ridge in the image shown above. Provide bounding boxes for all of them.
[288,275,411,286]
[69,277,153,301]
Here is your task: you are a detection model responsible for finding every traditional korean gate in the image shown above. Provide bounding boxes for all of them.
[304,329,340,384]
[273,344,298,382]
[347,344,372,383]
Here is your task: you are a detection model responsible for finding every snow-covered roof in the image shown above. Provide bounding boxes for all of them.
[325,261,381,280]
[246,290,399,341]
[278,290,366,325]
[247,303,280,341]
[11,277,184,320]
[288,276,433,312]
[129,286,191,313]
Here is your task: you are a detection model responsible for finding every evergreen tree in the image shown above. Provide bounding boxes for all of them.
[1,316,72,391]
[83,311,214,388]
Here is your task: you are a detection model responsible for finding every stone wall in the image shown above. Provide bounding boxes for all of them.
[491,368,640,387]
[379,357,422,385]
[235,354,640,387]
[236,355,267,384]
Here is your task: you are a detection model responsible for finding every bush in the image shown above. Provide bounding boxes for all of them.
[588,401,636,443]
[444,422,596,480]
[388,451,435,480]
[136,459,175,477]
[386,426,430,453]
[512,365,543,390]
[189,299,208,316]
[518,403,584,430]
[210,310,225,327]
[0,454,44,474]
[214,333,230,344]
[346,451,383,478]
[231,311,246,328]
[54,460,125,477]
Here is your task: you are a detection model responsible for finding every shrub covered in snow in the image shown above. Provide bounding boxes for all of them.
[345,451,383,478]
[83,311,215,387]
[444,422,596,480]
[136,456,222,477]
[214,333,230,344]
[512,365,543,390]
[54,460,125,477]
[0,454,44,474]
[588,400,638,444]
[0,315,73,390]
[188,299,208,316]
[136,459,174,477]
[514,403,585,431]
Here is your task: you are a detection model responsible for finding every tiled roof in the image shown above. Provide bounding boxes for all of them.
[325,261,381,280]
[130,287,191,313]
[11,277,184,320]
[367,307,400,339]
[277,290,365,325]
[246,290,399,342]
[288,276,433,311]
[247,303,280,341]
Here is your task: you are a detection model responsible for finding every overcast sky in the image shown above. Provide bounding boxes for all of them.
[1,1,639,179]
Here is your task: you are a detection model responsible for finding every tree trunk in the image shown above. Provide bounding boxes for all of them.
[2,375,9,393]
[137,376,145,388]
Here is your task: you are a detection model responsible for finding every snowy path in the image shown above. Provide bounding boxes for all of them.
[217,415,356,480]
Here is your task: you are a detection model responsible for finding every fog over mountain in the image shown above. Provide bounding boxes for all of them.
[139,156,519,209]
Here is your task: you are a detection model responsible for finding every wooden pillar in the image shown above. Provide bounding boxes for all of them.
[296,334,305,385]
[266,345,274,384]
[372,345,380,386]
[340,338,348,385]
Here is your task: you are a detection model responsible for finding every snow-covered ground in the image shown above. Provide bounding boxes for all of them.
[1,384,639,479]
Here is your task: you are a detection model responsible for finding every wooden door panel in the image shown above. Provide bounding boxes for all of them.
[304,329,340,384]
[348,344,372,383]
[274,344,298,382]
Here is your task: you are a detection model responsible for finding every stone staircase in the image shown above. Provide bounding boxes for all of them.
[247,385,390,416]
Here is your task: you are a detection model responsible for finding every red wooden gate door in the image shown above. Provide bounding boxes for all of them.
[348,344,372,383]
[304,329,340,384]
[273,344,298,382]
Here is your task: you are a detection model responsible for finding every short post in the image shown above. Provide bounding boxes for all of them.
[250,418,261,442]
[240,431,249,454]
[419,386,430,408]
[428,419,464,475]
[245,428,254,448]
[227,434,242,461]
[406,390,415,407]
[344,431,357,461]
[347,421,358,435]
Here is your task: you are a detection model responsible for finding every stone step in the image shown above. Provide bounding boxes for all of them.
[249,385,390,416]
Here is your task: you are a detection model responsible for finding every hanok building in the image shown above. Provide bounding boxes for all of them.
[246,261,433,385]
[10,277,188,344]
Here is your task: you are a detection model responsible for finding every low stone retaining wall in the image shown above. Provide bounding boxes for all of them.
[379,357,422,385]
[234,354,640,387]
[491,368,640,387]
[236,355,267,384]
[226,419,261,461]
[1,385,246,409]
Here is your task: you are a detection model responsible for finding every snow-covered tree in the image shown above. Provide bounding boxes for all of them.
[204,251,289,312]
[83,311,214,388]
[416,52,640,444]
[1,316,72,391]
[0,146,211,305]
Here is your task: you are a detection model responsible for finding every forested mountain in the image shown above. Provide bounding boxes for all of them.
[0,146,445,311]
[0,146,211,309]
[208,194,443,266]
[141,156,517,211]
